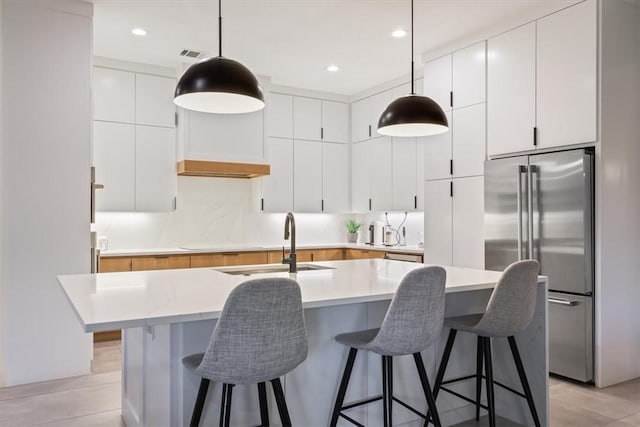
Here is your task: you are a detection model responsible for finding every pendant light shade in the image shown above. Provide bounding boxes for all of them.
[377,0,449,137]
[378,94,448,137]
[174,0,264,114]
[174,56,264,114]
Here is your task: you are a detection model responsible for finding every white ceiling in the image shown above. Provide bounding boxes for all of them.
[91,0,579,95]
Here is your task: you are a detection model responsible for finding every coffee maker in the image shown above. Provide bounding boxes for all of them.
[366,221,385,245]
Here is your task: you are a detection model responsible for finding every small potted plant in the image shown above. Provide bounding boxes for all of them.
[346,219,362,243]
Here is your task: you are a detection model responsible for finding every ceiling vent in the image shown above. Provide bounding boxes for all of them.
[179,49,205,59]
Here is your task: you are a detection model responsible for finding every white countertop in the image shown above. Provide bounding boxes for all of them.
[99,243,425,257]
[58,259,544,333]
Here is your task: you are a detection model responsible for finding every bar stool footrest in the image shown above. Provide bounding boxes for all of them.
[441,374,528,399]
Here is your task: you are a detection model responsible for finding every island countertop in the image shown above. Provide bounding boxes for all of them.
[58,259,544,333]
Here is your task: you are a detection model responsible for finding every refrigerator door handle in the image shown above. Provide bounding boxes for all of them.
[548,297,578,306]
[527,164,537,260]
[517,165,527,260]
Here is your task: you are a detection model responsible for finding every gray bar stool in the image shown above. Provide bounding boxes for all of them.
[330,266,446,427]
[182,278,308,427]
[428,260,541,427]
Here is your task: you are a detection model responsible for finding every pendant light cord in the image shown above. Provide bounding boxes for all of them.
[218,0,223,57]
[410,0,415,95]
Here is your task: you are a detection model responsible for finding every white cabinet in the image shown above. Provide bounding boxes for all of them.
[94,122,135,211]
[369,137,393,212]
[135,126,176,212]
[135,74,176,128]
[293,139,323,212]
[351,140,370,212]
[488,0,597,156]
[181,109,264,163]
[262,138,293,212]
[423,177,485,268]
[350,89,394,143]
[452,42,486,108]
[266,93,293,139]
[452,176,485,269]
[424,179,453,265]
[487,23,536,156]
[536,0,597,149]
[416,141,425,211]
[392,139,418,211]
[423,42,485,112]
[423,112,452,180]
[423,55,452,112]
[322,143,350,212]
[293,97,322,141]
[321,101,349,143]
[94,67,135,124]
[452,104,486,177]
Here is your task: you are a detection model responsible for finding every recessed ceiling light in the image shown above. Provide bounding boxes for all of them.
[392,29,407,38]
[327,64,339,73]
[131,28,147,36]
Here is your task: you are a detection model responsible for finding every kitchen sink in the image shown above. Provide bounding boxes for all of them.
[216,264,334,276]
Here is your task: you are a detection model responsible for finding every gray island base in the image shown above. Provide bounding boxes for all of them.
[58,259,547,427]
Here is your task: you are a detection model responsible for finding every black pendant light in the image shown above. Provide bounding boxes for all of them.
[174,0,264,114]
[378,0,448,137]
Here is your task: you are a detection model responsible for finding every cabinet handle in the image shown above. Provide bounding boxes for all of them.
[368,125,372,138]
[311,253,314,262]
[369,198,372,211]
[414,195,417,209]
[222,253,239,256]
[533,127,538,146]
[154,256,169,259]
[321,199,324,212]
[321,127,324,140]
[450,159,453,176]
[450,91,453,108]
[261,198,264,211]
[450,181,453,198]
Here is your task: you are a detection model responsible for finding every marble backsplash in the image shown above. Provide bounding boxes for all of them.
[94,176,424,250]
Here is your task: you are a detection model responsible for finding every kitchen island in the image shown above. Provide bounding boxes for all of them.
[59,259,548,427]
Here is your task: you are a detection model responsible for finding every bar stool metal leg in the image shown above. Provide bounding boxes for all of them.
[190,378,210,427]
[270,378,292,427]
[219,383,228,427]
[387,356,394,427]
[425,328,457,427]
[382,356,390,427]
[413,352,442,427]
[508,336,541,427]
[475,336,484,421]
[258,382,269,427]
[482,338,496,427]
[330,348,358,427]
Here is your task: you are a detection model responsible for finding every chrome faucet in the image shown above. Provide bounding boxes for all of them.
[282,212,297,273]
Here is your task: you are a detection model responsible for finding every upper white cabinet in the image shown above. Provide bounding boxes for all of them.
[266,93,293,139]
[351,89,394,143]
[322,143,350,212]
[452,42,486,109]
[135,74,176,128]
[423,112,452,180]
[487,22,536,157]
[294,97,322,141]
[423,41,486,112]
[392,138,418,211]
[351,140,370,212]
[423,55,452,112]
[94,121,136,211]
[351,137,393,212]
[536,0,597,149]
[262,138,293,213]
[452,104,486,177]
[94,67,135,124]
[488,0,597,156]
[321,101,349,143]
[135,126,176,212]
[293,139,323,212]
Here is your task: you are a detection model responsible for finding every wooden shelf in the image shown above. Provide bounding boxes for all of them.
[177,160,270,178]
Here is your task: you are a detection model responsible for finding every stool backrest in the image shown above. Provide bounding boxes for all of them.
[368,266,446,355]
[475,259,540,337]
[197,278,308,384]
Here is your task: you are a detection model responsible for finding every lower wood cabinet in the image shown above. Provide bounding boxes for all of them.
[131,255,191,271]
[99,257,132,272]
[345,249,386,260]
[191,252,269,268]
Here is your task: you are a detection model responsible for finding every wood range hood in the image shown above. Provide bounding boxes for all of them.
[177,160,270,179]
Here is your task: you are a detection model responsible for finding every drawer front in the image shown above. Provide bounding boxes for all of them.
[131,255,191,271]
[191,254,225,268]
[222,252,268,266]
[346,249,386,260]
[99,257,132,272]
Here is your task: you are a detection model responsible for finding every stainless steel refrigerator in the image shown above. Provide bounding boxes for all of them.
[484,148,594,383]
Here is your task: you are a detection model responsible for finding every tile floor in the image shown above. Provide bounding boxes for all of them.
[1,341,640,426]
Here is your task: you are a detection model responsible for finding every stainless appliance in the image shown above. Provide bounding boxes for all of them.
[384,252,423,263]
[366,221,385,245]
[484,148,594,382]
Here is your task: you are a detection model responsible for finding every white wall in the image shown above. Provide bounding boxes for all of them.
[0,0,4,386]
[95,177,361,249]
[1,0,93,386]
[595,0,640,387]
